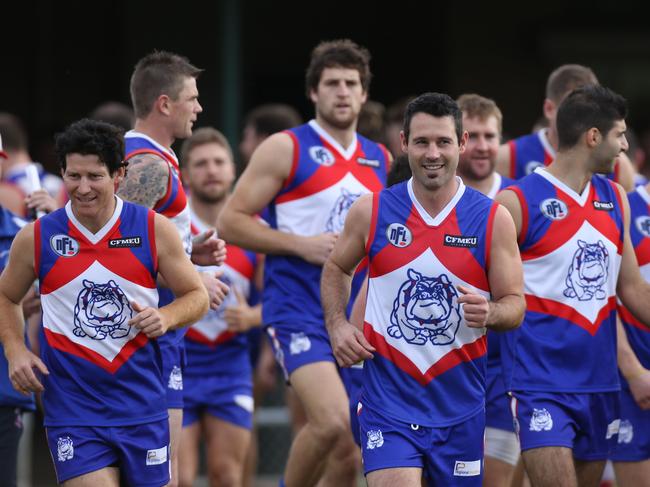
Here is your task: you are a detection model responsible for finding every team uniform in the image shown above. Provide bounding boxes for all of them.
[611,185,650,462]
[506,129,620,183]
[482,173,521,465]
[125,130,192,408]
[358,178,496,484]
[502,168,623,459]
[0,208,33,486]
[264,120,389,376]
[37,197,170,486]
[182,213,258,430]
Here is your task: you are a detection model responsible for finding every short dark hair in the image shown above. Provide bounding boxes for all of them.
[556,85,627,150]
[403,93,463,143]
[180,127,234,166]
[546,64,598,104]
[243,104,302,136]
[0,112,28,152]
[55,119,125,175]
[305,39,372,97]
[130,51,203,118]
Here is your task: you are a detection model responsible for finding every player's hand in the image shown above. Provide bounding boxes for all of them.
[129,301,170,338]
[329,320,375,367]
[200,270,230,309]
[457,285,489,328]
[7,345,49,395]
[25,189,58,215]
[627,369,650,410]
[224,289,259,332]
[191,230,227,266]
[297,233,339,266]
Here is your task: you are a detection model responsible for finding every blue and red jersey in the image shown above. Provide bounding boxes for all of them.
[361,178,496,427]
[36,198,166,426]
[263,120,389,327]
[618,186,650,380]
[502,168,624,393]
[184,214,259,378]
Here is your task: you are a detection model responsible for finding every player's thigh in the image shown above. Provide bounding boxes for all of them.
[366,467,422,487]
[204,415,251,468]
[178,422,201,486]
[521,446,577,487]
[613,460,650,487]
[289,361,349,424]
[62,467,120,487]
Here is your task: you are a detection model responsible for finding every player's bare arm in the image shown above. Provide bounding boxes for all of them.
[321,194,375,366]
[482,204,525,331]
[217,133,338,265]
[117,153,169,209]
[616,183,650,326]
[0,223,49,393]
[129,214,208,338]
[495,188,524,238]
[495,143,512,178]
[616,316,650,410]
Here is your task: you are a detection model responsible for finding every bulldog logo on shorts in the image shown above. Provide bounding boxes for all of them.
[168,366,183,391]
[563,240,609,301]
[289,332,311,355]
[366,430,384,449]
[618,419,634,444]
[57,436,74,462]
[529,408,553,432]
[325,188,361,233]
[388,269,461,346]
[73,279,133,340]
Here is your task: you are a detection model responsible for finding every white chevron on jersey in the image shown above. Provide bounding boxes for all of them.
[41,260,158,362]
[523,219,621,325]
[276,172,371,236]
[365,247,489,376]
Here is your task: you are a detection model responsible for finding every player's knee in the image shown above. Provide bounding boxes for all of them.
[310,413,349,445]
[208,457,243,487]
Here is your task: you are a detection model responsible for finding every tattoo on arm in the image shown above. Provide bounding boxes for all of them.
[117,154,169,209]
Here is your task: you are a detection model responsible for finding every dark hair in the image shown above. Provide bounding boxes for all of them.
[243,103,302,136]
[180,127,233,166]
[386,96,416,125]
[90,101,135,133]
[546,64,598,104]
[387,155,412,187]
[130,51,202,118]
[0,112,28,152]
[55,119,125,175]
[403,93,463,143]
[305,39,372,97]
[556,85,627,150]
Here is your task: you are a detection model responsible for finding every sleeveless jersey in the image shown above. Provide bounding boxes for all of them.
[0,208,34,409]
[502,168,624,393]
[362,178,496,427]
[184,212,258,376]
[263,120,389,327]
[36,198,166,426]
[618,186,650,375]
[125,130,192,344]
[507,130,620,183]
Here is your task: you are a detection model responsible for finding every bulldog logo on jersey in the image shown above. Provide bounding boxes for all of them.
[388,269,462,346]
[618,419,634,444]
[529,408,553,432]
[309,146,335,166]
[563,240,609,301]
[325,188,362,233]
[366,430,384,449]
[635,216,650,238]
[57,436,74,462]
[50,234,80,257]
[73,279,133,340]
[540,198,568,221]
